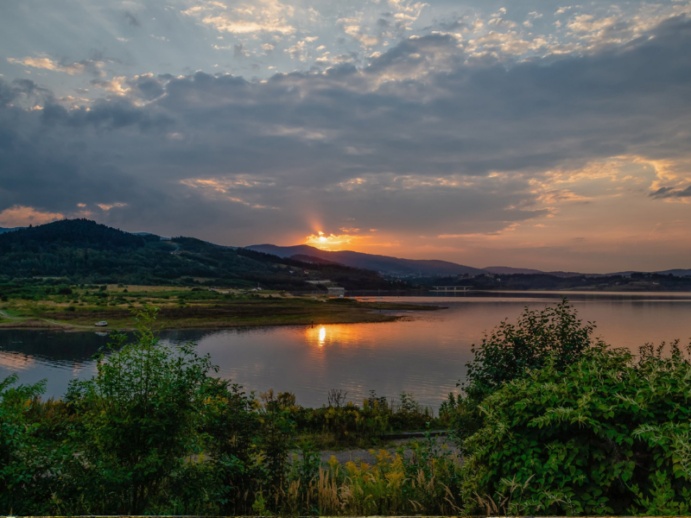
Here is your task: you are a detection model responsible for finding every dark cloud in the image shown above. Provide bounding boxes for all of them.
[1,16,691,244]
[127,75,165,101]
[41,99,173,131]
[124,11,140,27]
[437,18,466,31]
[650,185,691,199]
[0,79,52,106]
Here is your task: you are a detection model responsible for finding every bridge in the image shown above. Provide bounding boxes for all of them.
[430,286,473,293]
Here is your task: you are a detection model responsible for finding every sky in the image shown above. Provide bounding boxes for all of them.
[1,0,691,273]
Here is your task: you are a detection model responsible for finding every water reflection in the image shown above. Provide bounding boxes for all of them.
[305,324,369,349]
[0,352,35,371]
[1,294,690,407]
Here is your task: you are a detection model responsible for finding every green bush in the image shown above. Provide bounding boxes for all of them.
[447,300,600,442]
[291,391,438,446]
[63,308,216,514]
[464,299,600,400]
[0,375,52,514]
[461,341,691,515]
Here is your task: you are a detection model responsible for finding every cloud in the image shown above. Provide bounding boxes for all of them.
[182,0,296,35]
[124,11,140,27]
[650,185,691,198]
[1,12,691,268]
[0,205,64,226]
[7,56,105,76]
[97,202,128,211]
[0,78,52,107]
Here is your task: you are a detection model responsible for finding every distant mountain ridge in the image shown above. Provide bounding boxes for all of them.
[612,269,691,277]
[486,266,691,278]
[247,244,691,279]
[3,221,689,278]
[483,266,595,278]
[246,244,485,277]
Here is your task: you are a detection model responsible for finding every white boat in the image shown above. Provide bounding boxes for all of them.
[94,321,108,327]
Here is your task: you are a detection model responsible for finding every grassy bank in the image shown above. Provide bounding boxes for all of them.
[0,283,442,330]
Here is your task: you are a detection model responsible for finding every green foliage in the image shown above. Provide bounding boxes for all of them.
[4,299,691,516]
[198,379,263,514]
[446,300,599,444]
[305,435,461,516]
[464,299,599,400]
[63,308,217,513]
[461,341,691,515]
[290,391,439,448]
[0,375,54,514]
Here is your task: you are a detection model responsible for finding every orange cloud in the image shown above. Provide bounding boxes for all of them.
[0,205,63,227]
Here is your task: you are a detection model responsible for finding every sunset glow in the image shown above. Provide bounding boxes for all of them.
[1,0,691,271]
[306,232,360,251]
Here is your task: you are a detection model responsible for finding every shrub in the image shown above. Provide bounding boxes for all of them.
[0,375,59,514]
[199,379,263,515]
[449,300,600,441]
[281,432,462,516]
[464,299,600,400]
[461,341,691,515]
[63,308,217,514]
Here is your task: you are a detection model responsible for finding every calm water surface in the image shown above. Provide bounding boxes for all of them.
[1,292,690,409]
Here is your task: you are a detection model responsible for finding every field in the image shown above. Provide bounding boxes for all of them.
[0,283,442,330]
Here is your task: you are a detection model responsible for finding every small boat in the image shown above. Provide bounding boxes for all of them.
[94,321,108,327]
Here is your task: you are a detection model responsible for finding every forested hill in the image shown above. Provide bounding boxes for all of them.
[0,219,157,250]
[0,219,402,290]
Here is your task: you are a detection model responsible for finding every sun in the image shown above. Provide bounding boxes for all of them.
[306,231,354,250]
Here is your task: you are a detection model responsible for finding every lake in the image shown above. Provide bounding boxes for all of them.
[1,292,690,409]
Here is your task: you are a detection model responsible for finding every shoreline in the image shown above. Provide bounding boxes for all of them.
[0,300,445,332]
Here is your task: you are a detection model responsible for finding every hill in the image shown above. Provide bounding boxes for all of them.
[483,266,545,275]
[483,266,590,278]
[0,219,404,290]
[614,269,691,277]
[484,266,691,278]
[416,272,691,291]
[246,244,485,277]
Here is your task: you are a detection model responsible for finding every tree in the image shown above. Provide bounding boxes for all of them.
[461,341,691,515]
[445,300,601,442]
[64,307,216,513]
[464,299,600,400]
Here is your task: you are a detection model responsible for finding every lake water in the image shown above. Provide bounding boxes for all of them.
[1,292,691,409]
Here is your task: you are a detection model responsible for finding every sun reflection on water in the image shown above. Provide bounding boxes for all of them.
[304,323,378,349]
